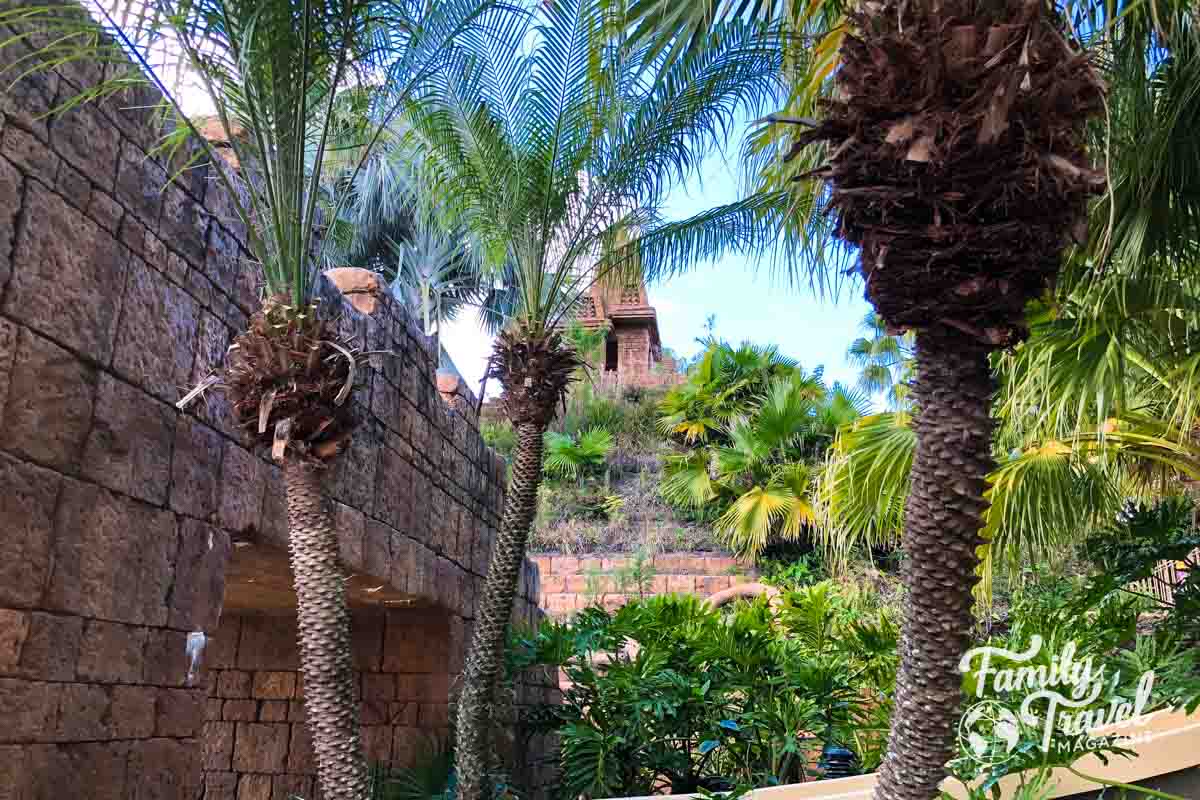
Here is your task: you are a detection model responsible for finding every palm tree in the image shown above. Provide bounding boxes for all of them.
[662,371,868,558]
[786,5,1108,795]
[402,3,783,796]
[323,141,486,348]
[847,312,915,410]
[1,2,491,796]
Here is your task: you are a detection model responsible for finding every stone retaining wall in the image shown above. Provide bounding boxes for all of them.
[0,13,553,799]
[530,553,756,618]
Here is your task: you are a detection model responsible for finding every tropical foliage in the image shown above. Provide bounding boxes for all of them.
[544,428,615,482]
[659,341,866,558]
[510,588,899,799]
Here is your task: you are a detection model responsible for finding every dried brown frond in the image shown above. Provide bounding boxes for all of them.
[487,324,583,426]
[792,0,1106,345]
[223,296,363,463]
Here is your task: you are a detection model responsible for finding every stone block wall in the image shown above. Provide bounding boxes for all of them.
[202,610,451,800]
[531,553,756,619]
[0,12,553,799]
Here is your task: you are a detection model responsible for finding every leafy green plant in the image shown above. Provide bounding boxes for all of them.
[544,428,614,482]
[481,421,518,462]
[509,589,899,799]
[614,549,657,598]
[661,372,867,559]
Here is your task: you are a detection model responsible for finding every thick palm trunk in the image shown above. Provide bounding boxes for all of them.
[285,459,368,800]
[873,325,995,800]
[455,422,546,800]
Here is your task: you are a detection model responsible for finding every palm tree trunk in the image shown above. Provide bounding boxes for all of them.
[873,325,995,800]
[285,459,368,800]
[455,421,546,800]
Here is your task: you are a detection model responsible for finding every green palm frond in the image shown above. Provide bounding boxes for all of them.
[406,0,781,338]
[817,412,915,565]
[716,484,797,559]
[660,451,716,508]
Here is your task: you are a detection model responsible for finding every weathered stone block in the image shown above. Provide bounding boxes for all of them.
[216,670,251,699]
[363,519,391,582]
[335,502,365,570]
[113,257,200,402]
[0,59,56,141]
[54,682,110,741]
[260,464,288,548]
[47,482,177,625]
[143,628,193,688]
[170,417,224,519]
[114,139,165,224]
[330,418,380,514]
[205,770,238,800]
[86,188,124,235]
[271,775,313,800]
[259,700,288,722]
[45,741,130,800]
[111,685,156,738]
[127,738,203,800]
[159,182,209,267]
[81,373,174,504]
[286,722,314,774]
[5,185,126,361]
[251,672,295,700]
[0,452,59,607]
[13,612,81,681]
[218,442,265,535]
[372,439,412,532]
[155,687,204,737]
[382,609,448,674]
[208,616,241,670]
[222,699,257,722]
[1,124,58,183]
[204,721,236,772]
[232,722,289,773]
[237,616,298,671]
[76,619,147,683]
[0,609,29,672]
[5,327,97,474]
[170,519,231,631]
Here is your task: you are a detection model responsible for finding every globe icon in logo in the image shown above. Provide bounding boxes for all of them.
[959,701,1021,769]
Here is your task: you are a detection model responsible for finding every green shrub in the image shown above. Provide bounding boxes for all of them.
[544,427,613,481]
[509,589,899,798]
[480,420,517,461]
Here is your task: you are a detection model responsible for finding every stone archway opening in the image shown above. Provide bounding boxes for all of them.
[200,543,454,800]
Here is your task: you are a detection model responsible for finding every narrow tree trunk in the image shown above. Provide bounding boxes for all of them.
[873,325,995,800]
[455,421,547,800]
[284,459,368,800]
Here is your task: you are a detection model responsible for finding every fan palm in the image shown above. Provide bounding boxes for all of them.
[662,373,867,558]
[401,3,783,796]
[1,1,492,796]
[322,139,485,342]
[847,312,915,410]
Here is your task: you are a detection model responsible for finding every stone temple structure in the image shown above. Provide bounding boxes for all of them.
[572,281,685,391]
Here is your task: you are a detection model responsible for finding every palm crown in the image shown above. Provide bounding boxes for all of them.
[405,0,784,338]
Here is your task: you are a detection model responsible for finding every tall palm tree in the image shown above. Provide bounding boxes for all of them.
[788,5,1106,796]
[628,2,1197,797]
[1,2,491,797]
[402,3,783,796]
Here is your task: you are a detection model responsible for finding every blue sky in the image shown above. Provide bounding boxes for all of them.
[441,143,874,399]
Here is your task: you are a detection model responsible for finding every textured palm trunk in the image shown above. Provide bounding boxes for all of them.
[455,422,546,800]
[284,459,368,800]
[873,325,995,800]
